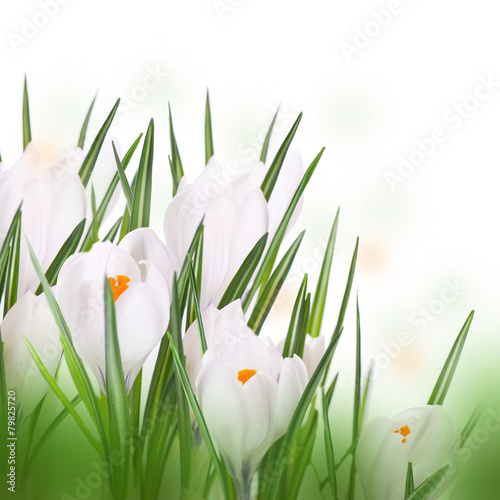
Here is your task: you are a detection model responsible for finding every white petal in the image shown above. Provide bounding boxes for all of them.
[302,334,326,378]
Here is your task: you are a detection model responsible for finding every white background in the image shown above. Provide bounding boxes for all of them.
[1,0,499,419]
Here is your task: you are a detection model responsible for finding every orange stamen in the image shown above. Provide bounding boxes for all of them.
[108,275,130,302]
[394,425,411,444]
[237,369,257,385]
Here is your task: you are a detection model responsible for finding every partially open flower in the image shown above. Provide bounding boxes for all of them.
[355,405,460,500]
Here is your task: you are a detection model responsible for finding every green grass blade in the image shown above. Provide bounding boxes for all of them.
[322,389,338,500]
[78,99,120,187]
[248,231,304,335]
[282,275,307,359]
[188,262,208,354]
[80,134,142,252]
[427,311,474,406]
[353,294,362,440]
[205,90,214,164]
[103,217,123,243]
[260,108,279,163]
[405,462,415,496]
[35,219,85,295]
[78,93,97,148]
[358,366,373,430]
[112,141,133,212]
[23,336,101,454]
[0,207,22,298]
[104,279,131,499]
[291,292,310,358]
[264,327,344,500]
[260,112,302,201]
[130,119,154,231]
[168,103,184,195]
[325,372,339,408]
[404,465,449,500]
[309,209,340,338]
[3,213,21,315]
[460,404,484,448]
[26,238,109,458]
[23,76,32,150]
[218,233,268,309]
[168,333,234,500]
[243,148,324,310]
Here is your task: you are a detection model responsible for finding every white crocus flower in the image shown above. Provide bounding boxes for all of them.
[163,153,303,309]
[55,235,171,392]
[192,308,308,494]
[356,405,460,500]
[277,333,326,379]
[1,291,62,416]
[0,144,86,297]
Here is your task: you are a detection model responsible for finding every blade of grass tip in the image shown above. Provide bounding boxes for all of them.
[405,462,415,496]
[322,237,359,388]
[282,275,307,359]
[168,103,184,195]
[112,141,133,212]
[3,212,21,315]
[104,278,131,499]
[170,273,192,489]
[325,372,339,408]
[78,93,97,148]
[322,389,338,500]
[80,134,142,252]
[167,333,233,500]
[264,327,344,500]
[23,336,102,454]
[243,148,324,310]
[404,465,449,500]
[130,119,154,231]
[23,76,32,150]
[260,112,302,201]
[205,90,214,164]
[460,403,484,448]
[103,217,123,243]
[26,237,109,459]
[248,231,305,335]
[427,311,474,406]
[218,233,268,309]
[78,99,120,187]
[188,261,208,354]
[309,209,340,338]
[35,219,86,295]
[259,107,279,164]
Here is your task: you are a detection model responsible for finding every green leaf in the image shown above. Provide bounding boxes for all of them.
[168,103,184,195]
[103,217,123,243]
[260,112,302,201]
[291,291,310,358]
[168,333,234,500]
[23,336,102,454]
[112,141,133,212]
[248,231,305,335]
[244,148,324,310]
[35,220,86,295]
[205,90,214,164]
[358,365,373,431]
[26,239,109,459]
[23,76,32,150]
[427,311,474,406]
[282,275,307,359]
[218,233,268,309]
[460,403,483,448]
[104,278,131,499]
[404,465,449,500]
[0,206,22,299]
[264,327,344,500]
[322,389,338,500]
[80,134,142,251]
[3,212,21,315]
[188,262,208,354]
[130,119,154,231]
[405,462,415,496]
[78,93,97,148]
[78,99,120,187]
[309,209,340,338]
[260,107,279,163]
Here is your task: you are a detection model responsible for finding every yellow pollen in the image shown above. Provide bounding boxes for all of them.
[394,425,411,444]
[237,369,257,385]
[108,275,130,302]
